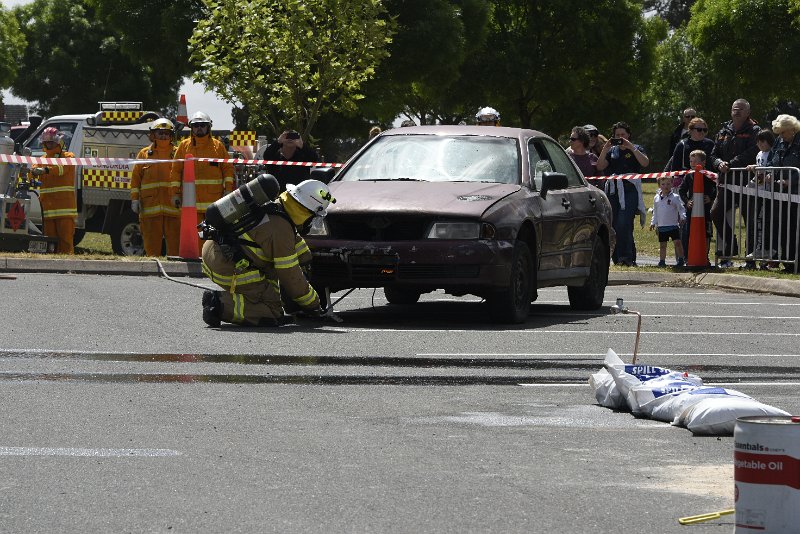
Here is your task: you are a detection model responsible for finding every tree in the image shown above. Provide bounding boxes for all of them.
[0,6,25,92]
[11,0,181,116]
[189,0,394,138]
[644,0,697,28]
[688,0,800,122]
[470,0,664,133]
[87,0,205,88]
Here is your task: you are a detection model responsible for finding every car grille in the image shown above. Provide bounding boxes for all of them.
[327,215,430,241]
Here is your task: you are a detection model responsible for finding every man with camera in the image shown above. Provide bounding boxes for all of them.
[596,121,649,266]
[256,129,321,191]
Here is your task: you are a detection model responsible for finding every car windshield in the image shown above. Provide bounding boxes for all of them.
[341,135,520,184]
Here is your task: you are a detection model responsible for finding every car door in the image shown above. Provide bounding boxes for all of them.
[539,139,601,270]
[529,139,574,272]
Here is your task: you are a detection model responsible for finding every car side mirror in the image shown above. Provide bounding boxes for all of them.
[310,166,336,184]
[540,172,569,199]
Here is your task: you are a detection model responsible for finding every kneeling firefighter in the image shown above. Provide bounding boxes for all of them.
[199,175,335,327]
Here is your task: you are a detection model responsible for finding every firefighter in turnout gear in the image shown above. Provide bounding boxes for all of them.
[200,179,335,327]
[170,111,234,246]
[131,118,180,256]
[30,127,77,254]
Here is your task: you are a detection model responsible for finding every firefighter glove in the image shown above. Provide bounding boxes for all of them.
[131,200,140,214]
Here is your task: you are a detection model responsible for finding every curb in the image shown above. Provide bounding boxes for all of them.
[0,257,204,277]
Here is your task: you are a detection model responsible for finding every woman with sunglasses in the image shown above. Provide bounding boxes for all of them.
[668,117,719,179]
[566,126,598,178]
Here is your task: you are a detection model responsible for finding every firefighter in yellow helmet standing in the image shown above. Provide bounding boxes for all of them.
[200,178,335,327]
[130,118,180,256]
[30,127,77,254]
[170,111,234,246]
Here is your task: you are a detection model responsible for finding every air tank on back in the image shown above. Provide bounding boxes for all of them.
[204,173,281,235]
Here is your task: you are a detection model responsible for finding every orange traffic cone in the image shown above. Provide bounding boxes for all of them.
[179,154,200,260]
[687,165,708,268]
[177,94,188,126]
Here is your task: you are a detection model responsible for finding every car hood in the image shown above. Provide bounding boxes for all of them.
[327,181,521,218]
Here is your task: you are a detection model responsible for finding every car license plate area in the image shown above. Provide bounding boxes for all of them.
[27,240,49,253]
[348,254,399,282]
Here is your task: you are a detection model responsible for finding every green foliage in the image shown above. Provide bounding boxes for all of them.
[190,0,394,137]
[644,0,697,28]
[688,0,800,121]
[11,0,180,116]
[0,7,25,90]
[469,0,662,133]
[87,0,204,89]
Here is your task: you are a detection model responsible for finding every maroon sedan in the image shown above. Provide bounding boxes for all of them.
[306,126,615,323]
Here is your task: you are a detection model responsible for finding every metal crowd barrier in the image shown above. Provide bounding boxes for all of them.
[717,167,800,273]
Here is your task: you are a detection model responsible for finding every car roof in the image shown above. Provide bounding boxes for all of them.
[380,124,549,139]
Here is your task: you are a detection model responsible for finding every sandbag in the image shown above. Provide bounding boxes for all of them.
[627,373,703,417]
[589,350,627,409]
[653,386,751,423]
[674,396,791,436]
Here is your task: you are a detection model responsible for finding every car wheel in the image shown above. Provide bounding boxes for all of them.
[568,238,609,310]
[110,211,144,256]
[384,287,421,305]
[488,241,533,324]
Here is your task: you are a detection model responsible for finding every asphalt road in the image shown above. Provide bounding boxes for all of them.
[1,274,798,533]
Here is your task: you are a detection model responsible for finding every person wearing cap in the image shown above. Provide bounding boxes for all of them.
[200,179,335,327]
[583,124,607,157]
[255,129,321,191]
[170,111,235,245]
[131,118,179,256]
[30,127,77,254]
[476,107,500,126]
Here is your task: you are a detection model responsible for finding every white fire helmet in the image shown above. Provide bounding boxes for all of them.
[188,111,212,126]
[286,179,336,217]
[149,118,175,131]
[475,106,500,124]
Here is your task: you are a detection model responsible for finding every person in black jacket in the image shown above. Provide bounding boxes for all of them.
[256,129,321,191]
[667,107,697,161]
[765,114,800,266]
[710,99,761,261]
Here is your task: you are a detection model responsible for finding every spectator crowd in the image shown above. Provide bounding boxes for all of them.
[565,98,800,270]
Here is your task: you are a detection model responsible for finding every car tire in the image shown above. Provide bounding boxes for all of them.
[384,287,421,305]
[568,238,609,310]
[488,241,533,323]
[110,210,145,256]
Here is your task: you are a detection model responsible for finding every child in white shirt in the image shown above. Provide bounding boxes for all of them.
[650,176,687,267]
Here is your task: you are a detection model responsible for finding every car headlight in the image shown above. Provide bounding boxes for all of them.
[427,222,485,239]
[306,217,329,236]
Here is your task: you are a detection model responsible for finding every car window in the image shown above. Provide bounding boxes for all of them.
[528,140,552,191]
[340,135,520,184]
[540,139,584,187]
[26,122,78,156]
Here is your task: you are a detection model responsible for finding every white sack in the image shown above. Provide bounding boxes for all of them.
[674,396,791,436]
[589,349,627,409]
[653,386,751,423]
[627,373,703,417]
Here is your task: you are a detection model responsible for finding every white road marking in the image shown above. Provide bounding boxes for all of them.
[322,327,800,336]
[418,352,800,358]
[0,447,181,457]
[518,382,800,387]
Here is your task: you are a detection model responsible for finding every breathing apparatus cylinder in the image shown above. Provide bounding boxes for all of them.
[204,173,280,236]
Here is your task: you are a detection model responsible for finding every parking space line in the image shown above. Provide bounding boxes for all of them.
[0,447,181,457]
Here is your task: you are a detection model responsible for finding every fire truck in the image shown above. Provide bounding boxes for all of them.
[16,102,259,255]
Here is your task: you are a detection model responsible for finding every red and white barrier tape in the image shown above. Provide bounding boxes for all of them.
[0,153,344,168]
[584,169,718,181]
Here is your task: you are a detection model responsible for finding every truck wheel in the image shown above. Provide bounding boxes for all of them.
[384,287,421,305]
[488,241,533,323]
[568,238,609,310]
[110,210,144,256]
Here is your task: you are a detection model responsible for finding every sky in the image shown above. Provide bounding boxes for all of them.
[1,0,235,129]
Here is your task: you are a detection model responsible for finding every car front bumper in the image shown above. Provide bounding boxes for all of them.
[308,238,515,293]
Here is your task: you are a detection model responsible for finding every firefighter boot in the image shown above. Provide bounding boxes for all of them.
[202,290,223,327]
